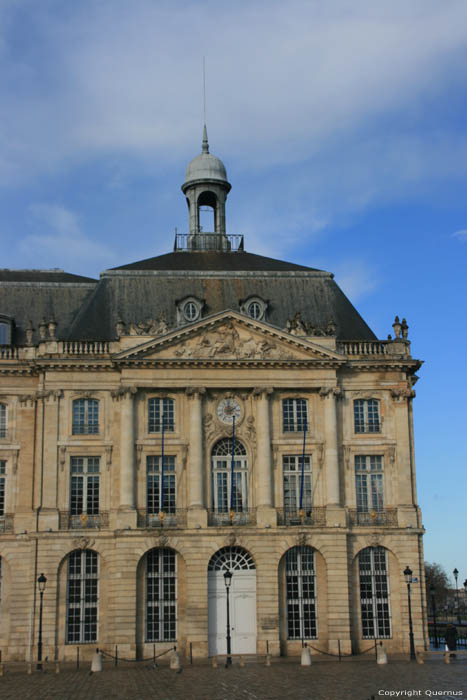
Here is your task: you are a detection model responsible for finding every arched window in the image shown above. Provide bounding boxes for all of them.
[211,438,248,513]
[146,548,177,642]
[72,399,99,435]
[0,404,7,439]
[208,546,255,571]
[285,546,317,640]
[358,546,391,639]
[66,550,98,643]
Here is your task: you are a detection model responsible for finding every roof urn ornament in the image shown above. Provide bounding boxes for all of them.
[392,316,402,339]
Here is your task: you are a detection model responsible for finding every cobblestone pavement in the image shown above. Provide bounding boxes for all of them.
[0,658,465,700]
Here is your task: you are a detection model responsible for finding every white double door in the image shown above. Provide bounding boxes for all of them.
[208,570,257,655]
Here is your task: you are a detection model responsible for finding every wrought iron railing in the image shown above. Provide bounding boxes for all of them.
[0,515,14,532]
[207,508,256,526]
[137,509,187,528]
[348,508,398,526]
[174,233,244,252]
[276,507,326,526]
[59,512,110,529]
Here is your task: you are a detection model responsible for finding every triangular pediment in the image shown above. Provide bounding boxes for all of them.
[113,311,345,364]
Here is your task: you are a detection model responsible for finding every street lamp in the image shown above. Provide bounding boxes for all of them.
[403,566,416,661]
[223,570,233,667]
[453,568,460,624]
[429,584,439,648]
[37,573,47,671]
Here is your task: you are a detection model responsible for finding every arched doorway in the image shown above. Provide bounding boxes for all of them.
[208,546,256,655]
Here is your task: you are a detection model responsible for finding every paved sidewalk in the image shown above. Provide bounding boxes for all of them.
[0,658,465,700]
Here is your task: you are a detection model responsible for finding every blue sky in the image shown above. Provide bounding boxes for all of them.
[1,0,466,587]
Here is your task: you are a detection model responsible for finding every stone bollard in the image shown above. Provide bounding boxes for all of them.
[376,642,387,665]
[239,656,245,667]
[301,645,312,666]
[212,656,217,668]
[170,649,181,672]
[265,653,271,667]
[416,651,424,665]
[91,649,103,673]
[27,663,32,675]
[444,652,451,665]
[55,660,60,674]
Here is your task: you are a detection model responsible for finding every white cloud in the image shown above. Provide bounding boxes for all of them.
[331,260,378,301]
[453,229,467,239]
[19,203,115,273]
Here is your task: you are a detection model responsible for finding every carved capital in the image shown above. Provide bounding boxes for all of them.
[185,387,206,399]
[391,387,415,402]
[319,387,333,398]
[224,532,237,547]
[111,386,137,401]
[19,394,36,407]
[252,386,273,399]
[60,446,67,472]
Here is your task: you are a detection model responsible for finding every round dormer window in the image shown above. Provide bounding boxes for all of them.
[183,301,199,322]
[247,301,263,320]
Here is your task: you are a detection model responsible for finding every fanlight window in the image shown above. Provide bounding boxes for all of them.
[208,546,255,571]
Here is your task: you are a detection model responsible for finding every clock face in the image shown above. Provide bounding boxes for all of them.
[217,398,242,425]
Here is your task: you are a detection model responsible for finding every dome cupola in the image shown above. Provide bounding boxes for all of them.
[181,126,231,250]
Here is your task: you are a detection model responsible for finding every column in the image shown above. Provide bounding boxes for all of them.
[117,386,137,527]
[320,387,345,526]
[392,387,419,527]
[39,390,63,530]
[253,387,275,527]
[186,387,207,527]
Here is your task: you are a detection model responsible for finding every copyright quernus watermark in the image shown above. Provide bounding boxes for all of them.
[378,692,463,697]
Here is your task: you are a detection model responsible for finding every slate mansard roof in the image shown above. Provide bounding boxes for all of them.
[0,251,376,344]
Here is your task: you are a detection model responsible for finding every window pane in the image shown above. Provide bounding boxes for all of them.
[66,550,98,644]
[148,398,175,432]
[146,549,177,642]
[72,399,99,435]
[358,547,391,639]
[285,546,317,639]
[283,399,308,432]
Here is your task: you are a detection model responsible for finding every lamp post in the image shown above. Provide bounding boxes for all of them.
[464,580,467,624]
[37,573,47,671]
[429,584,439,648]
[403,566,416,661]
[224,570,233,667]
[453,568,460,624]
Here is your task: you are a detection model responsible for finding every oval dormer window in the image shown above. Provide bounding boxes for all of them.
[247,301,262,320]
[184,301,199,322]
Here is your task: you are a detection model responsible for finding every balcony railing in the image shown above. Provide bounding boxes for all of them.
[207,508,256,526]
[337,341,389,356]
[348,508,398,526]
[59,512,110,530]
[0,515,14,532]
[59,341,110,355]
[0,346,19,360]
[174,233,244,252]
[276,507,326,526]
[137,509,187,528]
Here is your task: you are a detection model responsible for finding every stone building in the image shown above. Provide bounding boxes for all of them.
[0,129,427,662]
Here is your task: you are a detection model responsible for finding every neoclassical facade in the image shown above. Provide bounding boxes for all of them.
[0,130,426,661]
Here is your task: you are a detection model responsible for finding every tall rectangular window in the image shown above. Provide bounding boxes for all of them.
[147,456,176,514]
[355,456,384,512]
[70,457,100,516]
[286,546,317,640]
[359,546,391,639]
[0,404,7,439]
[0,461,6,516]
[146,548,177,642]
[72,399,99,435]
[283,455,312,513]
[66,550,99,643]
[282,398,308,432]
[148,398,174,433]
[354,399,380,433]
